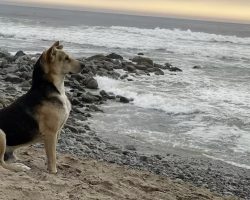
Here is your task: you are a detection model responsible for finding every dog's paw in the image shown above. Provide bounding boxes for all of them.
[11,163,31,172]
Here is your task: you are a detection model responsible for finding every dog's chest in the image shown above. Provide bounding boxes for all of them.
[36,93,72,134]
[58,94,71,124]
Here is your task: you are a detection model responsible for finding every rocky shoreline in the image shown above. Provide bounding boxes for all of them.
[0,48,249,199]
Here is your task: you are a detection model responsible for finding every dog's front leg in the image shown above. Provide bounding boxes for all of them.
[44,133,58,174]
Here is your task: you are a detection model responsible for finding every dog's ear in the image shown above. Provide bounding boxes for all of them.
[57,45,63,50]
[46,46,56,62]
[52,41,60,47]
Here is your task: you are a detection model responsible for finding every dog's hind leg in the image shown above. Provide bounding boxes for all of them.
[0,129,30,172]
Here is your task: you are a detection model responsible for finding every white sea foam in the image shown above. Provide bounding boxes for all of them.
[1,17,250,62]
[96,76,201,115]
[203,154,250,170]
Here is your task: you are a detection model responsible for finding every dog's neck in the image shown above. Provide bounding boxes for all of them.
[31,56,63,96]
[51,74,66,95]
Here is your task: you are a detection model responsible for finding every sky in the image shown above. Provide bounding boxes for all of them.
[1,0,250,23]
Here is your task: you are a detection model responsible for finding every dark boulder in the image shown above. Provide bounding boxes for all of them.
[169,67,182,72]
[0,49,11,59]
[86,54,107,61]
[155,69,165,75]
[126,65,136,73]
[106,53,123,60]
[119,96,130,103]
[131,56,153,66]
[193,65,202,69]
[14,50,26,58]
[85,77,98,89]
[100,90,115,100]
[81,92,99,103]
[4,74,23,84]
[120,74,128,80]
[137,52,144,56]
[135,64,148,71]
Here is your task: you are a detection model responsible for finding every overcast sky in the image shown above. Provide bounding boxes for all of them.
[1,0,250,23]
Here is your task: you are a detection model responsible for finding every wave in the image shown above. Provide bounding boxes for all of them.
[203,154,250,170]
[0,33,15,39]
[96,76,202,115]
[1,18,250,49]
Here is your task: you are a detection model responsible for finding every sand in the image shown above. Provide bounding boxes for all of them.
[0,147,236,200]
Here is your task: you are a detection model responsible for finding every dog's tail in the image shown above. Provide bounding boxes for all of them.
[0,129,30,172]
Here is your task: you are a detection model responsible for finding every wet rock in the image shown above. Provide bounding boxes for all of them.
[14,50,26,59]
[81,92,99,103]
[119,96,130,103]
[132,56,153,66]
[120,74,128,80]
[126,65,136,73]
[100,90,115,100]
[88,104,104,112]
[193,65,202,69]
[125,145,137,151]
[164,63,172,69]
[137,52,144,56]
[84,76,98,89]
[106,53,123,60]
[86,54,107,61]
[4,74,23,84]
[154,63,167,70]
[0,49,11,59]
[169,67,182,72]
[135,64,148,71]
[155,69,164,75]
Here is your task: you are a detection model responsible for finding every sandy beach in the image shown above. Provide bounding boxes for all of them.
[0,147,236,200]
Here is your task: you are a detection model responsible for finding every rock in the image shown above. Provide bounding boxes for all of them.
[132,56,153,66]
[127,78,133,81]
[119,96,130,103]
[88,105,104,112]
[125,145,137,151]
[86,54,107,61]
[169,67,182,72]
[86,78,98,89]
[0,49,11,59]
[154,63,167,70]
[193,65,202,69]
[137,52,144,56]
[81,93,99,103]
[106,53,123,60]
[14,50,26,58]
[4,74,23,84]
[155,69,164,75]
[135,64,148,71]
[120,74,128,80]
[100,90,115,100]
[126,65,136,73]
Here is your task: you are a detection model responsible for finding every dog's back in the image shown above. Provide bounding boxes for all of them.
[0,92,40,146]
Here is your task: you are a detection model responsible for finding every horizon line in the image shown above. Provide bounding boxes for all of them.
[1,2,250,25]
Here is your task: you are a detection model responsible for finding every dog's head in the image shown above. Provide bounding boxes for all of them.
[42,41,84,75]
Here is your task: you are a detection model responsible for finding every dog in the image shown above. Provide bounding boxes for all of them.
[0,41,84,173]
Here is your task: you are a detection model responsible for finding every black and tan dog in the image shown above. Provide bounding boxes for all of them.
[0,41,84,173]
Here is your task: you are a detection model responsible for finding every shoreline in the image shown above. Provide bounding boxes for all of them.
[0,48,249,199]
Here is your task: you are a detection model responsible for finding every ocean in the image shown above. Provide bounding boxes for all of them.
[0,4,250,168]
